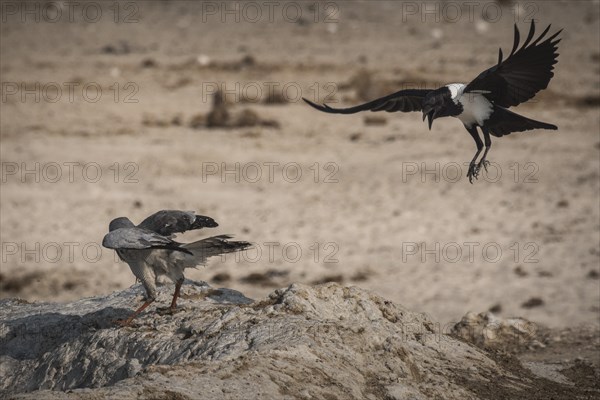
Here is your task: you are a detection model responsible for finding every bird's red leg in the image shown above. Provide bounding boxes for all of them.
[169,279,184,312]
[115,299,154,327]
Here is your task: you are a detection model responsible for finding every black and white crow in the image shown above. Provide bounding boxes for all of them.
[303,21,562,183]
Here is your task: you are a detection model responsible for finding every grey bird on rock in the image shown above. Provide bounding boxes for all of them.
[102,210,251,326]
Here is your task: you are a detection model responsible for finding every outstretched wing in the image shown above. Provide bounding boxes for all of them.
[102,227,192,254]
[168,235,253,269]
[464,21,562,108]
[138,210,218,237]
[303,89,431,114]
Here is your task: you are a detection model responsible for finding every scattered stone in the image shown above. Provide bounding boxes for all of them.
[556,199,569,208]
[576,95,600,108]
[350,270,370,282]
[142,113,174,128]
[587,270,599,279]
[241,272,273,285]
[170,114,182,126]
[514,265,529,277]
[101,41,131,55]
[264,89,288,104]
[295,17,309,26]
[311,274,343,285]
[349,132,362,142]
[240,270,289,287]
[140,58,156,68]
[522,297,545,309]
[0,271,44,293]
[197,54,211,66]
[488,303,502,314]
[189,113,206,129]
[258,119,281,129]
[239,54,255,68]
[62,280,78,290]
[206,91,230,127]
[451,311,538,352]
[233,109,260,127]
[211,272,231,284]
[190,91,279,130]
[364,115,388,126]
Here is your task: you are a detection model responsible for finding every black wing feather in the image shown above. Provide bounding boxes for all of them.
[510,24,520,57]
[138,210,218,237]
[303,89,431,114]
[465,21,561,108]
[521,22,537,49]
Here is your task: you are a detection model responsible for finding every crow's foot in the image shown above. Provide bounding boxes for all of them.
[477,159,490,175]
[467,162,479,184]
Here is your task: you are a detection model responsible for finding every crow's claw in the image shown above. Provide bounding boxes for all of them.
[467,162,479,184]
[477,159,490,174]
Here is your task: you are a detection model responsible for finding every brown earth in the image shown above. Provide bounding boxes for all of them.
[1,1,599,394]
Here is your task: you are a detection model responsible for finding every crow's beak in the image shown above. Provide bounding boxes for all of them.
[422,106,435,130]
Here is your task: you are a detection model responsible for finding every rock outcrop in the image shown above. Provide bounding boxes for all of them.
[0,281,586,399]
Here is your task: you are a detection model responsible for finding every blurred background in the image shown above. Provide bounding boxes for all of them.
[1,0,598,329]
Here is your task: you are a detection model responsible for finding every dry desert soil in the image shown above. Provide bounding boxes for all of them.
[1,1,599,397]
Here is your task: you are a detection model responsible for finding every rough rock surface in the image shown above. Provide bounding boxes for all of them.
[0,282,593,399]
[451,311,543,352]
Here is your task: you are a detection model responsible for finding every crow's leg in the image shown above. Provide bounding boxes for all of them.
[466,126,484,184]
[115,298,155,327]
[477,128,492,173]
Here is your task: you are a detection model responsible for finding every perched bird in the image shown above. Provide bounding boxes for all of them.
[304,21,561,183]
[102,210,251,326]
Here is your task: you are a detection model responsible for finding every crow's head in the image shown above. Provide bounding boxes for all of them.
[422,87,462,129]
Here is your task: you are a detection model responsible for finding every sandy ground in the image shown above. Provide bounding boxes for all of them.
[1,0,599,337]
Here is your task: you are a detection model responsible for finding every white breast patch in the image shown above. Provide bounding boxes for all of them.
[457,93,494,127]
[446,83,493,128]
[446,83,466,102]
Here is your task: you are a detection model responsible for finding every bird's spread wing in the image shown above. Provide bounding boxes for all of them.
[168,235,253,269]
[464,21,561,108]
[138,210,218,237]
[303,89,431,114]
[102,227,191,254]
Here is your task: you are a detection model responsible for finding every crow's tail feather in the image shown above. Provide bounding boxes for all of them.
[487,106,557,137]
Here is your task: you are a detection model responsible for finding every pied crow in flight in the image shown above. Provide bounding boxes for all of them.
[304,21,562,183]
